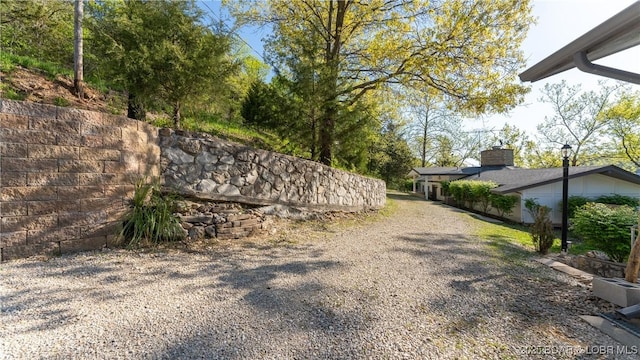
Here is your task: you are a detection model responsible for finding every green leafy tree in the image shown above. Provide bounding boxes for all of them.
[433,135,456,167]
[0,0,74,65]
[87,0,234,124]
[490,124,529,167]
[228,0,534,166]
[368,121,415,187]
[522,140,562,168]
[603,92,640,168]
[404,90,458,167]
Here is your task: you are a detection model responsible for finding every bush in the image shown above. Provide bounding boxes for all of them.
[567,196,590,219]
[120,180,185,248]
[447,180,497,212]
[596,194,640,208]
[571,203,638,262]
[490,194,519,218]
[529,205,555,255]
[565,195,639,219]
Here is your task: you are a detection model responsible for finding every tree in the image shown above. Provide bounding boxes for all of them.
[603,92,640,168]
[433,135,459,167]
[489,124,529,167]
[536,80,623,166]
[0,0,74,66]
[88,0,234,124]
[405,91,458,167]
[522,140,562,168]
[73,0,84,98]
[368,120,415,187]
[228,0,534,166]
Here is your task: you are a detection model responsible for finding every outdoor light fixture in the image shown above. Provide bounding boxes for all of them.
[561,143,572,253]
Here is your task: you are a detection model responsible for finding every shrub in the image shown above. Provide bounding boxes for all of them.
[571,203,638,262]
[447,180,497,211]
[472,181,496,213]
[440,180,450,196]
[399,178,414,192]
[529,204,555,255]
[596,194,640,208]
[120,180,185,248]
[490,194,519,218]
[567,196,590,219]
[564,195,640,219]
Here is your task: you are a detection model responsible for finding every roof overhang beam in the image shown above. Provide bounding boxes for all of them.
[519,2,640,84]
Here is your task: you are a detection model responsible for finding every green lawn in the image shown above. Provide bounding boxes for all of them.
[474,219,591,258]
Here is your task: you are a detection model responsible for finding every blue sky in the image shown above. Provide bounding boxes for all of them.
[200,1,640,138]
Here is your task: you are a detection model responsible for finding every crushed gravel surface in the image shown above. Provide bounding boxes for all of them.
[1,193,637,359]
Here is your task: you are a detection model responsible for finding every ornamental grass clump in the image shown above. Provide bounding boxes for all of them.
[120,180,185,248]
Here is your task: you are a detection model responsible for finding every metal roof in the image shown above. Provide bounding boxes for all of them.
[519,1,640,84]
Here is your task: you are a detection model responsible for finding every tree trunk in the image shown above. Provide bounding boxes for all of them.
[127,93,146,120]
[173,101,181,129]
[421,111,428,167]
[624,213,640,283]
[73,0,84,99]
[319,105,335,165]
[318,0,346,166]
[310,107,317,161]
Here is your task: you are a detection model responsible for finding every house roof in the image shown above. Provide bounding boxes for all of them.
[473,165,640,194]
[519,1,640,84]
[410,166,511,176]
[412,164,640,193]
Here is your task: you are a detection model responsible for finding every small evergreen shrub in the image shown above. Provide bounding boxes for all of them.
[571,203,638,262]
[120,180,185,248]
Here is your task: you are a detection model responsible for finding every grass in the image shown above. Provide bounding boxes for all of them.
[149,112,293,154]
[1,53,71,80]
[474,218,595,261]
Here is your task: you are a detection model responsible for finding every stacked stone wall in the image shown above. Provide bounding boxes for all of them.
[0,100,159,260]
[160,129,386,211]
[1,101,386,260]
[565,255,627,278]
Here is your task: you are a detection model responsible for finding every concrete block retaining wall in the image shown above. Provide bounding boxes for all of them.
[0,100,160,260]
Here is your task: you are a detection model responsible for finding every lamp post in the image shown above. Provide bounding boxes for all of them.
[561,144,572,253]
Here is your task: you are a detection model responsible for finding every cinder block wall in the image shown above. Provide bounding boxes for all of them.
[0,100,160,261]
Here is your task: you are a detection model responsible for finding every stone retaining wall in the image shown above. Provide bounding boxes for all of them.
[0,99,159,261]
[1,101,387,260]
[175,200,270,240]
[565,255,627,278]
[160,129,386,211]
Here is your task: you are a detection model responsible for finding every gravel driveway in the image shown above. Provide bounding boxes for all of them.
[1,192,635,359]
